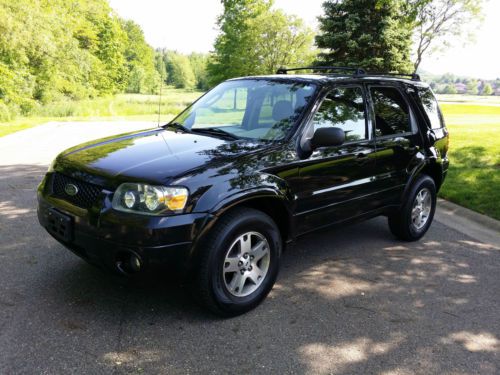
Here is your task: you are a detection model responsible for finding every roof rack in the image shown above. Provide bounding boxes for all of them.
[276,66,421,81]
[276,66,366,76]
[367,72,421,81]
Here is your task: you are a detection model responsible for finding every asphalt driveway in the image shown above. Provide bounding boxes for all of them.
[0,122,499,374]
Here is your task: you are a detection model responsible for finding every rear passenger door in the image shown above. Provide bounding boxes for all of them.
[367,85,421,206]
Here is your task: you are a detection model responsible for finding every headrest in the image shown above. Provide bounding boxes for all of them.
[272,100,294,122]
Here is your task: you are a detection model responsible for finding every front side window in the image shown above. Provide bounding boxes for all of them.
[174,80,316,141]
[312,87,367,142]
[370,87,412,137]
[417,87,443,129]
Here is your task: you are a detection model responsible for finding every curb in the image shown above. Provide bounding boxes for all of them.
[437,198,500,233]
[436,198,500,247]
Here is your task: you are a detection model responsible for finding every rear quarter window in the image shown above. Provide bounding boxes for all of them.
[417,88,444,129]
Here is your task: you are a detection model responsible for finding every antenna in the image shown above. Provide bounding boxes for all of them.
[157,71,163,127]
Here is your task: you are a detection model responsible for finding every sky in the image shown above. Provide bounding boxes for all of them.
[109,0,500,79]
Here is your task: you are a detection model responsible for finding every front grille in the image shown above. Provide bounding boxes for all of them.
[51,173,103,209]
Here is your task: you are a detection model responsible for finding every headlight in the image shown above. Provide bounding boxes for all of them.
[112,183,189,215]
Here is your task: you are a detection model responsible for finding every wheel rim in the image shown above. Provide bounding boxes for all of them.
[222,231,271,297]
[411,187,432,231]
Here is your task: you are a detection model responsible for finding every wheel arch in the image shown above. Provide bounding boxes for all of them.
[187,190,294,271]
[402,160,443,205]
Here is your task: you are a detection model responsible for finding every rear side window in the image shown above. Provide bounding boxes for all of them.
[313,87,367,142]
[370,87,412,137]
[417,88,443,129]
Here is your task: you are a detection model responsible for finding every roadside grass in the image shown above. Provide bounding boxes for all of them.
[439,103,500,220]
[0,88,203,137]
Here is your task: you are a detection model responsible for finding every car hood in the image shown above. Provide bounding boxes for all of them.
[55,129,266,185]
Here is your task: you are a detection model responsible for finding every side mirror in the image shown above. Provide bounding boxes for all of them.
[310,127,345,148]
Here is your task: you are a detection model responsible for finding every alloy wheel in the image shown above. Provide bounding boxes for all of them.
[222,231,271,297]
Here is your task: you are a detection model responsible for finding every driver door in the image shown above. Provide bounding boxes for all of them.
[295,85,378,235]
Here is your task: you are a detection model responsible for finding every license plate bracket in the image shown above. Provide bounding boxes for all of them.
[47,208,73,242]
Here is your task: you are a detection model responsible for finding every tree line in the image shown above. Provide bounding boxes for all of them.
[0,0,485,121]
[425,73,500,96]
[0,0,160,121]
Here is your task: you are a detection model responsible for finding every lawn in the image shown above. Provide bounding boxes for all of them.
[0,88,203,137]
[439,100,500,220]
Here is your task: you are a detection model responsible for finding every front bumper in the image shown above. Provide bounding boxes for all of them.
[37,176,212,273]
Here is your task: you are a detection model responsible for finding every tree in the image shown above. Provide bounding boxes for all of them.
[252,10,315,74]
[481,83,493,96]
[315,0,413,73]
[443,84,458,94]
[208,0,271,85]
[410,0,484,72]
[189,53,210,90]
[122,20,160,94]
[207,0,315,86]
[0,0,162,118]
[165,51,196,89]
[466,80,478,95]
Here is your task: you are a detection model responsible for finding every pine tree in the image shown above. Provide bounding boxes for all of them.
[315,0,413,73]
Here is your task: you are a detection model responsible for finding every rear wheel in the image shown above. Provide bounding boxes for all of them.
[388,174,436,241]
[195,207,281,316]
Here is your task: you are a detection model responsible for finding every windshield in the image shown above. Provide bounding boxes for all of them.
[172,79,317,141]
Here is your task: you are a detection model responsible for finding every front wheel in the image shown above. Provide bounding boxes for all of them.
[195,207,281,316]
[388,174,437,241]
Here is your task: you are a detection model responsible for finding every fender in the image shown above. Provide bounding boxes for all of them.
[186,176,296,266]
[210,186,294,216]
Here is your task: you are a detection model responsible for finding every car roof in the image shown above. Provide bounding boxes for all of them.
[229,74,430,88]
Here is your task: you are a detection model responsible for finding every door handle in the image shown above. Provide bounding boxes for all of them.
[355,153,370,164]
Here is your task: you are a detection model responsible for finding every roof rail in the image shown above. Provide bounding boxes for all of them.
[276,66,420,81]
[276,66,366,76]
[366,72,421,81]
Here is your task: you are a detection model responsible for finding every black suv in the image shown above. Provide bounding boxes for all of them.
[37,67,449,316]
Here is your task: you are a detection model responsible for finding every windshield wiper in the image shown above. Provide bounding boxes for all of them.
[191,127,240,140]
[163,122,191,133]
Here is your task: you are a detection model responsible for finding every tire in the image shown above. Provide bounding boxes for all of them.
[388,174,436,241]
[195,207,282,317]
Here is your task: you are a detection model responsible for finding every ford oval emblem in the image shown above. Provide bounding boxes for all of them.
[64,183,79,196]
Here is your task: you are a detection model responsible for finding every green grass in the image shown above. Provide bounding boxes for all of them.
[439,103,500,220]
[0,88,203,137]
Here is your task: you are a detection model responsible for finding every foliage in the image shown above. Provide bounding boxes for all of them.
[188,53,210,90]
[162,51,197,89]
[443,84,458,94]
[315,0,413,73]
[208,0,316,86]
[466,80,479,95]
[410,0,484,72]
[422,72,500,95]
[121,20,161,94]
[0,0,161,121]
[0,88,203,137]
[251,9,316,75]
[481,83,493,96]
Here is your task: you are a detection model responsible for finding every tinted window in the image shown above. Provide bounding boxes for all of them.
[313,87,367,142]
[370,87,411,137]
[417,88,443,129]
[175,80,316,141]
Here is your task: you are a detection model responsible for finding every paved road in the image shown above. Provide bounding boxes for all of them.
[0,123,499,374]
